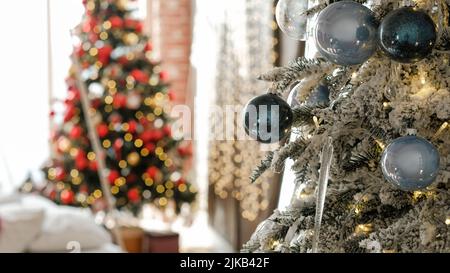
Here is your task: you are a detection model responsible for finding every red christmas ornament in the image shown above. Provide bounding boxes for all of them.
[154,130,164,141]
[125,19,143,33]
[55,167,66,181]
[91,98,101,109]
[89,33,99,43]
[176,178,186,186]
[113,138,124,151]
[108,170,120,185]
[141,130,163,142]
[64,106,76,122]
[128,120,138,133]
[127,188,141,203]
[98,45,113,65]
[140,130,153,143]
[67,87,81,102]
[76,46,85,57]
[168,90,176,101]
[163,125,172,136]
[130,69,149,84]
[178,144,193,157]
[146,166,160,179]
[89,160,98,171]
[109,16,124,28]
[136,24,144,33]
[47,189,57,200]
[109,113,123,124]
[75,154,89,170]
[70,125,83,139]
[113,139,123,160]
[145,143,156,153]
[139,116,149,126]
[118,56,128,65]
[97,123,109,138]
[159,71,169,81]
[113,93,127,109]
[60,189,75,205]
[144,42,153,52]
[82,18,97,33]
[49,110,56,118]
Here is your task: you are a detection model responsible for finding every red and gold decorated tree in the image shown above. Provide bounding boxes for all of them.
[43,0,196,214]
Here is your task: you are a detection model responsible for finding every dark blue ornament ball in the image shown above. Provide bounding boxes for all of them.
[243,94,293,143]
[314,1,379,66]
[380,136,440,191]
[379,7,437,63]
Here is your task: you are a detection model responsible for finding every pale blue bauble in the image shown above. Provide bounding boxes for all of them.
[287,83,301,108]
[380,136,440,191]
[275,0,309,41]
[314,1,379,66]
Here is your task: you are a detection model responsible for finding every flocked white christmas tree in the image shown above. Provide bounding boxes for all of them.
[242,0,450,253]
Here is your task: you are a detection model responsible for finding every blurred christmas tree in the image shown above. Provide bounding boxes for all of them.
[42,0,196,214]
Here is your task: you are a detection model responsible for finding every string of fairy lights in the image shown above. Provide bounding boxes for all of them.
[208,0,278,222]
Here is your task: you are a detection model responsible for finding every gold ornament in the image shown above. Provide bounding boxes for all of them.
[57,137,71,153]
[127,152,140,166]
[116,0,128,11]
[123,33,139,45]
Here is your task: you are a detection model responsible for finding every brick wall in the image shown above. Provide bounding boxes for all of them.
[145,0,194,172]
[146,0,193,106]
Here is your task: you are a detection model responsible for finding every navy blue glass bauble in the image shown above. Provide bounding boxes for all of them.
[243,94,293,143]
[314,1,379,66]
[380,136,440,191]
[379,8,437,63]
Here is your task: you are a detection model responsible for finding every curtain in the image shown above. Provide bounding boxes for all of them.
[0,0,54,192]
[192,0,278,248]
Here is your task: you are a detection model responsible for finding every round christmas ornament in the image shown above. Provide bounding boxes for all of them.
[288,83,330,107]
[379,7,437,63]
[88,82,105,97]
[275,0,309,41]
[287,82,301,108]
[380,135,440,191]
[243,93,293,144]
[307,84,330,106]
[126,91,142,110]
[60,189,75,205]
[314,1,379,66]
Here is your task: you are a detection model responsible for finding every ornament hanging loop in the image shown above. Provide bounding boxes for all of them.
[406,128,418,136]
